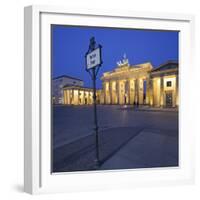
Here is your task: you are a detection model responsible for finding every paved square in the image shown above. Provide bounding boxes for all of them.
[52,105,178,172]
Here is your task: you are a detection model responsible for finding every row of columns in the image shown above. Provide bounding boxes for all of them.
[62,76,178,107]
[103,79,148,105]
[63,89,94,105]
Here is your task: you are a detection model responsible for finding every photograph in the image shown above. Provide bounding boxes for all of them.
[51,25,179,173]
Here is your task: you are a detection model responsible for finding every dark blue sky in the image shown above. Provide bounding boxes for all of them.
[52,25,178,88]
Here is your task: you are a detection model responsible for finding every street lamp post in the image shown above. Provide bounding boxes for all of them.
[85,37,102,167]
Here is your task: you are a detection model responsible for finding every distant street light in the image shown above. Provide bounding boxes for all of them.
[85,37,103,167]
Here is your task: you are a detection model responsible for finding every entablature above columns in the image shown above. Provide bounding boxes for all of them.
[101,71,150,82]
[150,69,178,78]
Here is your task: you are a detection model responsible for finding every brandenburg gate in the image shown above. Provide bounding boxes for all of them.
[101,55,152,105]
[62,55,178,107]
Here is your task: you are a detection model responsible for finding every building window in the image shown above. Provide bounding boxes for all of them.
[166,81,172,87]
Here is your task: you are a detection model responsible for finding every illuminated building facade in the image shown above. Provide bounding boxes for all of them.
[149,61,178,107]
[63,85,101,105]
[53,75,83,104]
[101,56,178,107]
[62,56,178,108]
[101,55,152,105]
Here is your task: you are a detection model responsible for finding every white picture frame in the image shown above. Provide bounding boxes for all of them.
[24,5,195,194]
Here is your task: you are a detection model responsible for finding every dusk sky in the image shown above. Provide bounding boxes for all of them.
[52,25,179,88]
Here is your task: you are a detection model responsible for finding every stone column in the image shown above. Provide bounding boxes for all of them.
[81,90,83,105]
[90,91,93,104]
[160,77,164,107]
[104,82,107,104]
[101,89,104,104]
[138,79,142,104]
[121,81,124,104]
[69,90,71,104]
[149,79,153,106]
[118,81,122,104]
[74,89,78,105]
[63,89,66,104]
[127,80,130,104]
[131,79,135,105]
[87,91,90,104]
[75,89,79,105]
[176,75,179,107]
[78,89,80,105]
[66,90,69,104]
[123,81,126,104]
[146,78,150,105]
[109,81,112,104]
[104,83,106,104]
[83,91,85,104]
[116,80,119,104]
[72,89,74,105]
[134,79,137,104]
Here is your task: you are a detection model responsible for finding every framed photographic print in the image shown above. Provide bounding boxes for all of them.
[24,5,195,194]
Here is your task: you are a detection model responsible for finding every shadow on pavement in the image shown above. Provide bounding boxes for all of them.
[53,126,142,172]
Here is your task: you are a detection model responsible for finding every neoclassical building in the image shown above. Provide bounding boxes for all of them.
[101,56,178,107]
[62,55,178,107]
[53,75,84,104]
[101,56,152,105]
[149,61,178,107]
[63,85,101,105]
